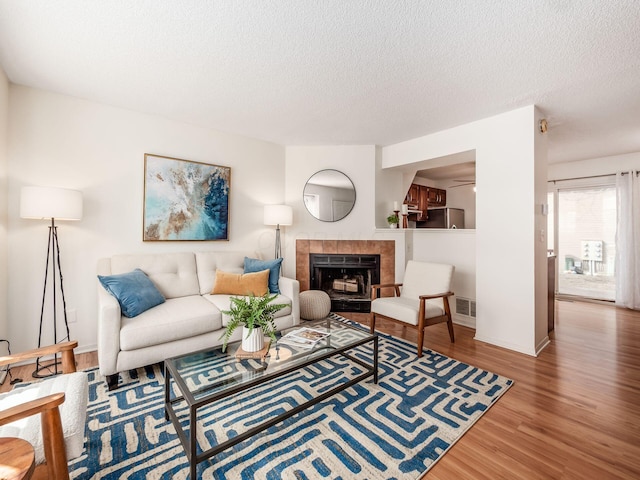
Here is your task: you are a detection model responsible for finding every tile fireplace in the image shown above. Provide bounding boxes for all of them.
[296,240,395,313]
[309,253,380,312]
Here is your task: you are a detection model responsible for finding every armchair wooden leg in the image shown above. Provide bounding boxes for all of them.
[417,327,424,358]
[41,406,69,480]
[417,299,426,358]
[443,297,454,342]
[369,312,376,334]
[447,319,455,342]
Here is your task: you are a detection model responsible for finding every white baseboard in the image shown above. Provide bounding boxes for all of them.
[76,344,97,355]
[535,336,551,356]
[453,314,475,329]
[473,333,538,356]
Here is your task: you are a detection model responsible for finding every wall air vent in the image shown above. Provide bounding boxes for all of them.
[456,297,470,316]
[455,297,476,318]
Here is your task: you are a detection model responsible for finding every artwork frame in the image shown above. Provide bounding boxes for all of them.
[143,153,230,241]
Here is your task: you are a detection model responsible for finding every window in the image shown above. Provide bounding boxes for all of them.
[555,185,616,300]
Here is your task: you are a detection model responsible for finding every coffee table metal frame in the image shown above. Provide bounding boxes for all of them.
[164,318,378,479]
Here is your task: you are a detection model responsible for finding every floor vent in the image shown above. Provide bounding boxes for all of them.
[456,297,476,318]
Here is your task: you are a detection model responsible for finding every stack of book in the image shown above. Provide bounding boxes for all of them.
[278,327,331,349]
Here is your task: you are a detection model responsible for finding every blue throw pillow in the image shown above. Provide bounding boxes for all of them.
[244,257,283,294]
[98,268,165,318]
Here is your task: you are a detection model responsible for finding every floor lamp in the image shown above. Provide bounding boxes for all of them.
[20,186,83,378]
[263,205,292,259]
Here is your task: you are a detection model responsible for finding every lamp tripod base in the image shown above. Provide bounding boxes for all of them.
[274,224,282,259]
[32,356,62,378]
[32,220,71,380]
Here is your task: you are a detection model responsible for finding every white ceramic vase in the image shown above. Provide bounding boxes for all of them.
[242,326,264,352]
[389,223,398,229]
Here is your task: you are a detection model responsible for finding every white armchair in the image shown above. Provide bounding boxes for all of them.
[369,260,455,357]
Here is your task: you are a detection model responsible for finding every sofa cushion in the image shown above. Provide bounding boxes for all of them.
[98,268,165,318]
[244,257,283,294]
[119,296,222,351]
[205,293,292,326]
[110,252,200,299]
[0,372,88,465]
[195,251,247,295]
[211,269,269,296]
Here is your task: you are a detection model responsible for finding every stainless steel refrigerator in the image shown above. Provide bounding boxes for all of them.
[423,207,465,229]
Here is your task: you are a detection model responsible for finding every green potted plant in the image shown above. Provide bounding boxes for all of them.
[387,213,399,228]
[220,293,287,352]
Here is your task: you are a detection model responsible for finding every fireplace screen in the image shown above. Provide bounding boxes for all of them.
[309,254,380,312]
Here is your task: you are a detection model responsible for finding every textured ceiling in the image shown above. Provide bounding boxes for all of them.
[0,1,639,164]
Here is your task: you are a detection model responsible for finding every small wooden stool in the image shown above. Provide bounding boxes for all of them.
[0,437,35,480]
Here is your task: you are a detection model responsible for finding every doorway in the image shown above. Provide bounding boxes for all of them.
[549,184,616,301]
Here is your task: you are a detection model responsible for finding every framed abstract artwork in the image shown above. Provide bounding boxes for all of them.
[143,154,230,241]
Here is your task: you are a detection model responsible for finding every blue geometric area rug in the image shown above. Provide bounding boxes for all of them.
[69,316,513,479]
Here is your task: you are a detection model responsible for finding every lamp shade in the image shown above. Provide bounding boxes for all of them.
[263,204,292,226]
[20,186,83,221]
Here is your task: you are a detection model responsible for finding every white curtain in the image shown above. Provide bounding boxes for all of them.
[615,171,640,309]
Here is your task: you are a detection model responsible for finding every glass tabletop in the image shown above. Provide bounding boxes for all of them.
[165,317,374,402]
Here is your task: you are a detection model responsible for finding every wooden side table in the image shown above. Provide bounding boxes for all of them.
[0,437,35,480]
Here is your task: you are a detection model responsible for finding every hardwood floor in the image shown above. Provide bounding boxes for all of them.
[3,300,639,478]
[342,300,640,479]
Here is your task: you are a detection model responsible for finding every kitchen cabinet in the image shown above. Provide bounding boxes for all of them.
[404,184,420,206]
[417,185,429,221]
[427,187,446,207]
[403,184,428,220]
[404,184,448,221]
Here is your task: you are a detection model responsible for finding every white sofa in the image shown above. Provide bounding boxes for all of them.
[97,251,300,389]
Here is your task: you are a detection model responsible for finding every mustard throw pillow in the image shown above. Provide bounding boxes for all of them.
[211,269,269,296]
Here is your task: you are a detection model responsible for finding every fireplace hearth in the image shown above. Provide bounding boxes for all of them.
[310,253,380,312]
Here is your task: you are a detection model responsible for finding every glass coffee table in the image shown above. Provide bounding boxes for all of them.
[164,317,378,479]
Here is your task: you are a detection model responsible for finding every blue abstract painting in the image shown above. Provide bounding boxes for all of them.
[143,154,230,241]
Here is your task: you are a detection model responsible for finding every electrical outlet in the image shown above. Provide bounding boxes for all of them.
[67,308,77,324]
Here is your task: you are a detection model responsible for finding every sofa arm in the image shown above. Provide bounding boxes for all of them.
[278,276,300,326]
[97,282,121,376]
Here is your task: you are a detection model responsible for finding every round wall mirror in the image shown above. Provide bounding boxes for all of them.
[303,169,356,222]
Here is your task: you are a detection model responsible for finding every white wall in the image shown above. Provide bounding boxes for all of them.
[7,86,286,354]
[283,145,378,277]
[549,151,640,180]
[411,230,476,326]
[375,146,405,228]
[382,106,548,356]
[0,68,8,340]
